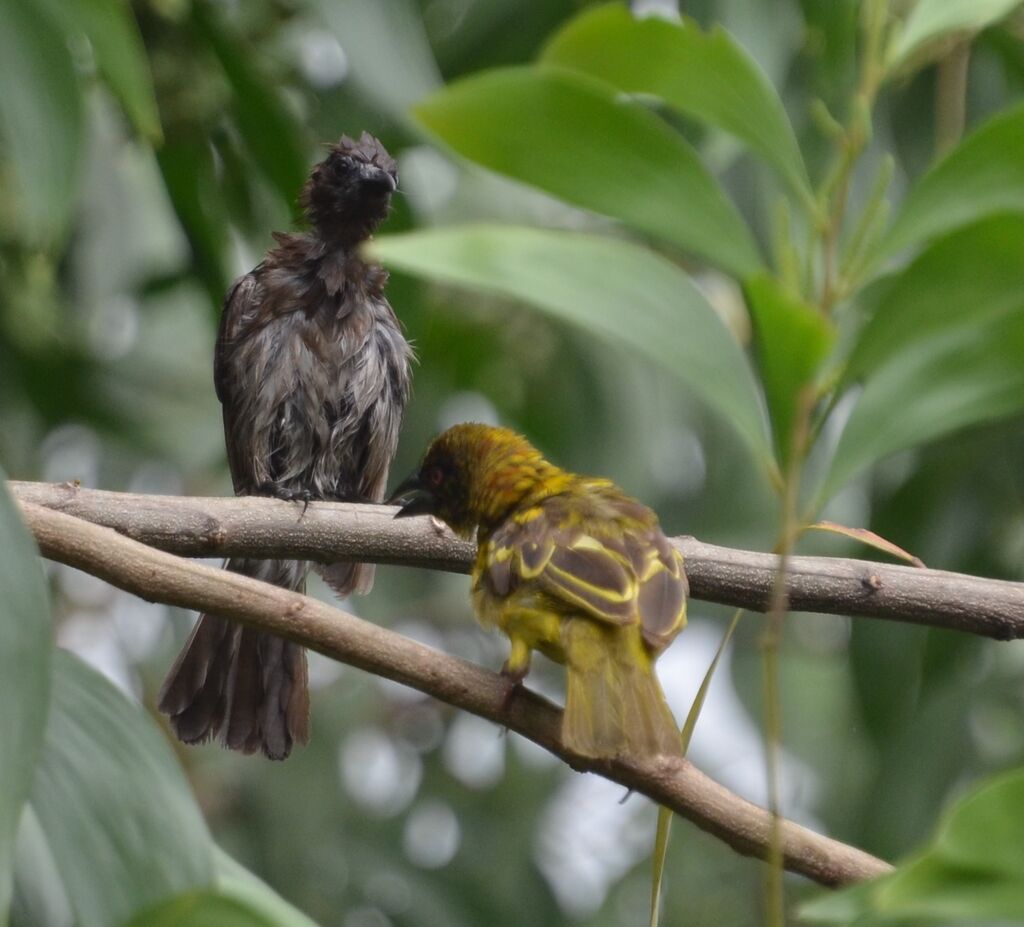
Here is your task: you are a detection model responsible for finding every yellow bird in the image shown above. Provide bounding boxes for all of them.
[390,423,687,759]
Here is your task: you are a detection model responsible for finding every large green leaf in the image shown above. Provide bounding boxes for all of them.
[878,858,1024,921]
[0,0,83,243]
[888,0,1024,72]
[0,480,52,924]
[211,848,319,927]
[932,774,1024,873]
[28,652,213,927]
[880,104,1024,257]
[541,3,810,200]
[125,851,320,927]
[36,0,161,141]
[821,308,1024,499]
[745,275,834,466]
[9,809,70,927]
[372,224,771,464]
[123,894,283,927]
[848,215,1024,383]
[157,139,233,307]
[802,768,1024,924]
[412,67,763,278]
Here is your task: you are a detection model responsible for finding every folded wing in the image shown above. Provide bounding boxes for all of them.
[481,495,687,652]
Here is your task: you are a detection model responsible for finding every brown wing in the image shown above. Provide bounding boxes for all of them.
[632,531,688,653]
[213,272,264,493]
[481,495,687,651]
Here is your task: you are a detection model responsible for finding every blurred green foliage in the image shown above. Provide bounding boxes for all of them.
[3,0,1024,924]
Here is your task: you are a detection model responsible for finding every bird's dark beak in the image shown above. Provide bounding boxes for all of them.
[387,473,435,518]
[359,165,397,194]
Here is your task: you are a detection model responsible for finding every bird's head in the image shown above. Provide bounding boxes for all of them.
[388,423,556,538]
[301,131,398,246]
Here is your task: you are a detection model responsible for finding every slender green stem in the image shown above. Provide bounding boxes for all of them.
[760,388,809,927]
[817,0,889,314]
[761,623,785,923]
[759,10,892,922]
[772,198,802,295]
[839,154,894,287]
[935,40,971,155]
[650,609,745,927]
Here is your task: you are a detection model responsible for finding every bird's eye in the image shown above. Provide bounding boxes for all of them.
[426,466,444,488]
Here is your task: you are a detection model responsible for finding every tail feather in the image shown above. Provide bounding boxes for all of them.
[316,560,375,597]
[158,615,235,743]
[562,619,681,759]
[158,557,310,760]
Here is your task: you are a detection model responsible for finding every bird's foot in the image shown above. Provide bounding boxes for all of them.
[257,483,314,517]
[499,662,528,713]
[428,515,447,536]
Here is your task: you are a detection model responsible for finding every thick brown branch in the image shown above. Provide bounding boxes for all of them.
[18,500,891,888]
[11,481,1024,640]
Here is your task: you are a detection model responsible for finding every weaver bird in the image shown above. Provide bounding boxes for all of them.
[159,132,413,759]
[390,424,686,759]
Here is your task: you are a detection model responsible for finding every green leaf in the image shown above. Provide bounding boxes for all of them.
[123,849,320,926]
[157,139,233,307]
[931,768,1024,874]
[412,67,763,278]
[880,104,1024,257]
[28,652,213,927]
[192,2,309,210]
[123,893,282,927]
[849,215,1024,383]
[803,768,1024,924]
[0,480,52,922]
[10,808,71,927]
[879,858,1024,920]
[0,0,83,243]
[371,224,771,464]
[888,0,1024,72]
[745,275,834,466]
[36,0,161,141]
[822,307,1024,499]
[541,3,810,200]
[799,880,880,923]
[211,848,320,927]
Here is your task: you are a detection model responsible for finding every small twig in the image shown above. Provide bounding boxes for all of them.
[18,500,892,888]
[10,482,1024,640]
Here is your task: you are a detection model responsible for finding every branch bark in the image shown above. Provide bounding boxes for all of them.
[18,499,892,888]
[11,481,1024,640]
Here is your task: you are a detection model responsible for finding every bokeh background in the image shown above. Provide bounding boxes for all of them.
[3,0,1024,924]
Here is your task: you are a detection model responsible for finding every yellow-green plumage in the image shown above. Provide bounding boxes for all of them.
[391,424,688,760]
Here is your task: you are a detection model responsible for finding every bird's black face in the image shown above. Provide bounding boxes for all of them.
[322,151,396,205]
[302,132,398,244]
[387,448,474,537]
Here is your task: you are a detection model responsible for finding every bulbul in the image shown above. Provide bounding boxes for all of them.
[159,132,413,760]
[390,424,687,759]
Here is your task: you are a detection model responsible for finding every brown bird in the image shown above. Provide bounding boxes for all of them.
[159,132,413,759]
[390,424,687,759]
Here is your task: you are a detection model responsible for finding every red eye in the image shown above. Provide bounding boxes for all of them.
[426,467,444,488]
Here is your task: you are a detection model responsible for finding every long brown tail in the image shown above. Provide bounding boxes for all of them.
[562,619,681,760]
[158,558,310,760]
